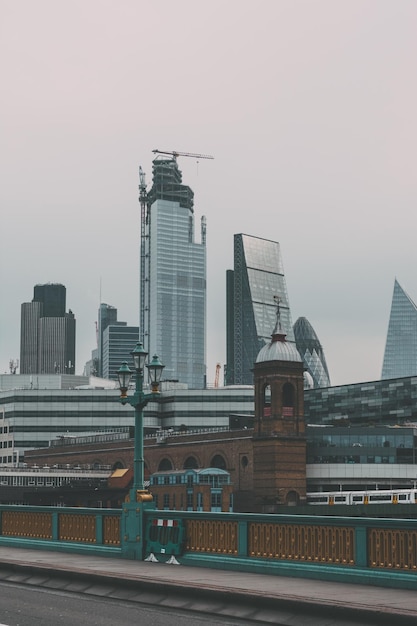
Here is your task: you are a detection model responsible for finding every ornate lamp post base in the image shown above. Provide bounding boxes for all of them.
[121,496,156,560]
[117,344,165,560]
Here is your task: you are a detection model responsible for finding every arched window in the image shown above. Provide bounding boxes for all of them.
[112,461,124,470]
[286,490,299,506]
[263,384,271,417]
[210,454,226,470]
[183,456,198,469]
[282,382,295,417]
[158,458,173,471]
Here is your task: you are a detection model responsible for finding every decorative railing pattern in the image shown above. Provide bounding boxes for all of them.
[1,505,417,588]
[369,528,417,571]
[103,514,121,546]
[59,513,96,543]
[248,522,354,564]
[1,510,53,539]
[0,506,121,549]
[186,519,238,554]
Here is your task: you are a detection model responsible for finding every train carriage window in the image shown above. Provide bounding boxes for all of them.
[369,494,391,502]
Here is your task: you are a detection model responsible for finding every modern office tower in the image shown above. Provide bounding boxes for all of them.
[226,234,295,386]
[20,284,75,374]
[293,317,331,388]
[97,303,118,376]
[33,284,66,317]
[381,279,417,379]
[140,157,207,389]
[102,324,139,380]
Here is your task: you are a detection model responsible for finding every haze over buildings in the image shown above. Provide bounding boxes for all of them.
[1,2,417,387]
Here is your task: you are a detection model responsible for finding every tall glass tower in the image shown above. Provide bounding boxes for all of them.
[381,279,417,379]
[226,234,294,385]
[140,158,206,389]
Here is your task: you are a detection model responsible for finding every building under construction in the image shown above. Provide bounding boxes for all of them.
[139,152,208,389]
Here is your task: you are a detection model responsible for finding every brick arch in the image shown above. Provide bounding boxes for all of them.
[158,457,174,471]
[183,455,199,469]
[112,460,125,470]
[284,489,300,506]
[210,452,227,470]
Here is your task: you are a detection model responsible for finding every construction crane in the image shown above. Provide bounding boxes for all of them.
[152,149,214,161]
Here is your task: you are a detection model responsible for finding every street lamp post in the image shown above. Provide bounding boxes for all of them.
[117,342,164,559]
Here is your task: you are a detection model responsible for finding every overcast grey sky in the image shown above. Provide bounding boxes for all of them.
[1,1,416,386]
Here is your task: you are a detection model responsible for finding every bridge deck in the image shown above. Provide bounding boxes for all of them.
[0,546,416,624]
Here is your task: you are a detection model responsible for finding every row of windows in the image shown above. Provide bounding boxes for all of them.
[308,435,415,447]
[157,455,227,472]
[151,474,229,487]
[307,455,413,464]
[0,395,120,403]
[154,491,226,511]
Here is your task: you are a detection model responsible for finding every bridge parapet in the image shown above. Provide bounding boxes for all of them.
[0,505,416,589]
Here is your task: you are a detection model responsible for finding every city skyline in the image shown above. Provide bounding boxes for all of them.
[1,1,417,386]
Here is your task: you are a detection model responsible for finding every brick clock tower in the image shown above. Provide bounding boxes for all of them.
[252,301,307,512]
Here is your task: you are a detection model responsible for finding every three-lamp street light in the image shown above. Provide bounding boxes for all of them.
[117,342,164,499]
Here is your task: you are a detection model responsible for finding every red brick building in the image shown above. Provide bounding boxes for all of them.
[25,325,306,512]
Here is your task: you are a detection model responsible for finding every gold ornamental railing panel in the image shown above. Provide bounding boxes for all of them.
[369,528,417,571]
[249,523,354,565]
[1,511,53,539]
[59,513,96,543]
[103,515,121,546]
[186,519,238,554]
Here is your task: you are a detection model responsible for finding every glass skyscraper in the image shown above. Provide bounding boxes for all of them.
[381,279,417,379]
[140,158,206,389]
[293,316,330,388]
[102,324,139,380]
[226,234,294,385]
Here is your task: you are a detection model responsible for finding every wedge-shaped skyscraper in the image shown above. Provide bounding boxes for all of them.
[226,234,294,385]
[293,317,330,388]
[381,279,417,379]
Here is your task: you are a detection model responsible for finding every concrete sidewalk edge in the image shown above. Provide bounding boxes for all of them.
[0,558,416,626]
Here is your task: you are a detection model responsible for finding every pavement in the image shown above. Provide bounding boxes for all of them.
[0,546,416,625]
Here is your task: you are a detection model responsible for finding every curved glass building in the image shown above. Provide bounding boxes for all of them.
[293,317,330,388]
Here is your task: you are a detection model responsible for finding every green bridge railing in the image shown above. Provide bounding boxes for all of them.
[0,505,416,589]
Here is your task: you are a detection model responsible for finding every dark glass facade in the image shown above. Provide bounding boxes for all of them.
[20,284,75,374]
[226,234,294,385]
[307,425,417,466]
[305,376,417,426]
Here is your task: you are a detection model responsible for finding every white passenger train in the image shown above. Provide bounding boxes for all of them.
[307,489,417,506]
